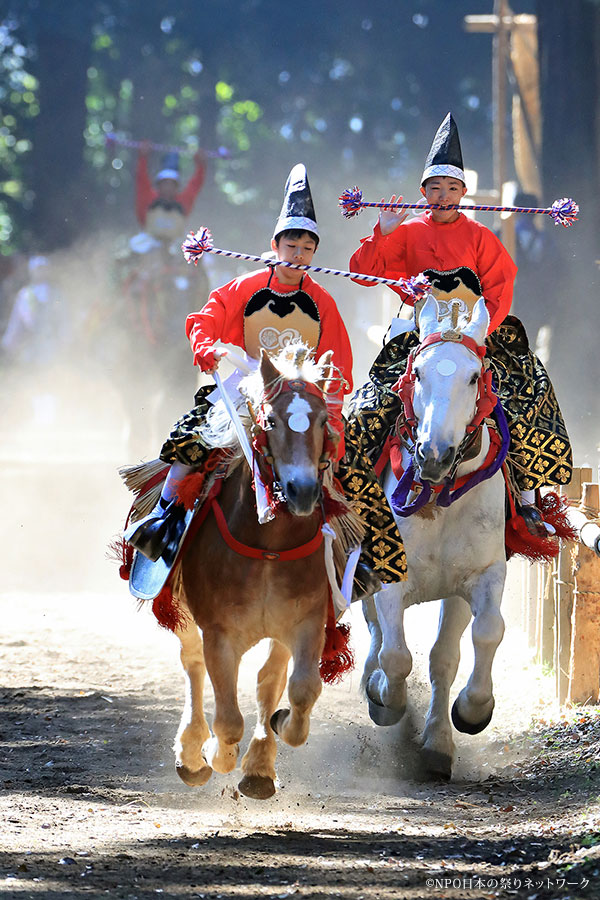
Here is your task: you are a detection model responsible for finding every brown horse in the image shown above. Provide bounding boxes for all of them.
[171,344,345,799]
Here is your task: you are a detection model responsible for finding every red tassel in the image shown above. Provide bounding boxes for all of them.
[107,537,134,580]
[175,471,207,510]
[151,583,188,632]
[321,485,350,519]
[505,491,577,563]
[319,598,354,684]
[540,491,578,542]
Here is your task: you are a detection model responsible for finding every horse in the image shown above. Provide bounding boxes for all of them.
[169,344,347,799]
[362,295,508,780]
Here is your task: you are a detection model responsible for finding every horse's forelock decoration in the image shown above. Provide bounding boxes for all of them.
[242,346,341,480]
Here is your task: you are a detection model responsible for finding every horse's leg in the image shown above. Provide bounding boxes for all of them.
[361,595,383,689]
[270,619,323,748]
[421,595,472,780]
[362,584,413,726]
[452,561,506,734]
[201,628,244,774]
[239,639,291,800]
[173,613,213,787]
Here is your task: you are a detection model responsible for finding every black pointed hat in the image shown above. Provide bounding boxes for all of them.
[273,163,319,240]
[421,113,465,185]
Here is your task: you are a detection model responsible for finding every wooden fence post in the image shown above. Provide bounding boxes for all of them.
[554,468,592,703]
[537,563,554,667]
[567,482,600,704]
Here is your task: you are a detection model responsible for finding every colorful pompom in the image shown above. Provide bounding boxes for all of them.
[181,227,214,264]
[338,186,364,218]
[549,198,579,228]
[402,272,432,300]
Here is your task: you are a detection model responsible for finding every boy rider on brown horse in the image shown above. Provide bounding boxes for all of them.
[125,165,407,591]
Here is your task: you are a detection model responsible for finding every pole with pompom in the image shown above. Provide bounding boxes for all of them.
[181,227,432,298]
[338,187,579,228]
[105,133,231,159]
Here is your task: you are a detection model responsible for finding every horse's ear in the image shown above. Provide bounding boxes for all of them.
[418,293,439,339]
[259,349,280,385]
[316,350,334,391]
[464,297,490,345]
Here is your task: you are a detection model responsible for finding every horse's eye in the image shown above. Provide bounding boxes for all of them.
[267,415,277,429]
[413,368,421,382]
[470,373,479,385]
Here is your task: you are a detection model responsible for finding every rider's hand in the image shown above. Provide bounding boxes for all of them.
[193,346,218,373]
[194,345,227,374]
[379,194,409,235]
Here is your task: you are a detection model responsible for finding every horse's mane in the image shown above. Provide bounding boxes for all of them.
[240,342,327,407]
[197,342,329,452]
[198,398,246,454]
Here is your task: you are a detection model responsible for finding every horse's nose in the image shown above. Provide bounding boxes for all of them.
[285,476,320,515]
[415,441,456,482]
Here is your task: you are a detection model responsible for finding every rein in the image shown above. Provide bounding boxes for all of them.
[210,497,324,560]
[390,329,510,517]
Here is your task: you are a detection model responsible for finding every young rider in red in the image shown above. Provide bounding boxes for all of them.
[347,113,572,536]
[125,165,407,587]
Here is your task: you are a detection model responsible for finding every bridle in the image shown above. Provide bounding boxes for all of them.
[249,376,339,479]
[393,328,497,481]
[390,324,510,516]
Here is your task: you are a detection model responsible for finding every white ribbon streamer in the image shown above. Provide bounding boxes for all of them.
[212,370,273,524]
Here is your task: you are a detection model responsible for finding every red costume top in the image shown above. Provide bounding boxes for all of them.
[135,156,206,227]
[186,267,353,459]
[350,212,517,334]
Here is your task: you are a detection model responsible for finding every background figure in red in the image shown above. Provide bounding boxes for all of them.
[107,144,209,458]
[135,143,206,240]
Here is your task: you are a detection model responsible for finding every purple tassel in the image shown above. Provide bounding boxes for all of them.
[182,227,213,264]
[390,461,432,517]
[391,399,510,517]
[436,404,509,507]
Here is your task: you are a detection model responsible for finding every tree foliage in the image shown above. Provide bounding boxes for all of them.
[0,0,509,253]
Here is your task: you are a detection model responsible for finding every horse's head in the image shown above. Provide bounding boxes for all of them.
[243,344,336,516]
[408,294,490,484]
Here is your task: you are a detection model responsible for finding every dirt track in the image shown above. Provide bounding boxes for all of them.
[1,377,600,899]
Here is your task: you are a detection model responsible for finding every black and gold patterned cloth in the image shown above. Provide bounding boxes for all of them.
[160,385,216,467]
[346,315,572,493]
[160,385,408,583]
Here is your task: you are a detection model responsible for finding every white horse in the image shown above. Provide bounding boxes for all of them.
[363,295,508,779]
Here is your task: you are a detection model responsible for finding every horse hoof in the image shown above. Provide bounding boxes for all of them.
[367,697,403,727]
[238,774,276,800]
[175,762,213,787]
[451,699,494,735]
[270,708,289,735]
[421,748,452,782]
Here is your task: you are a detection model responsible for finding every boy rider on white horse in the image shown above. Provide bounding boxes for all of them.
[125,165,407,589]
[347,113,572,536]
